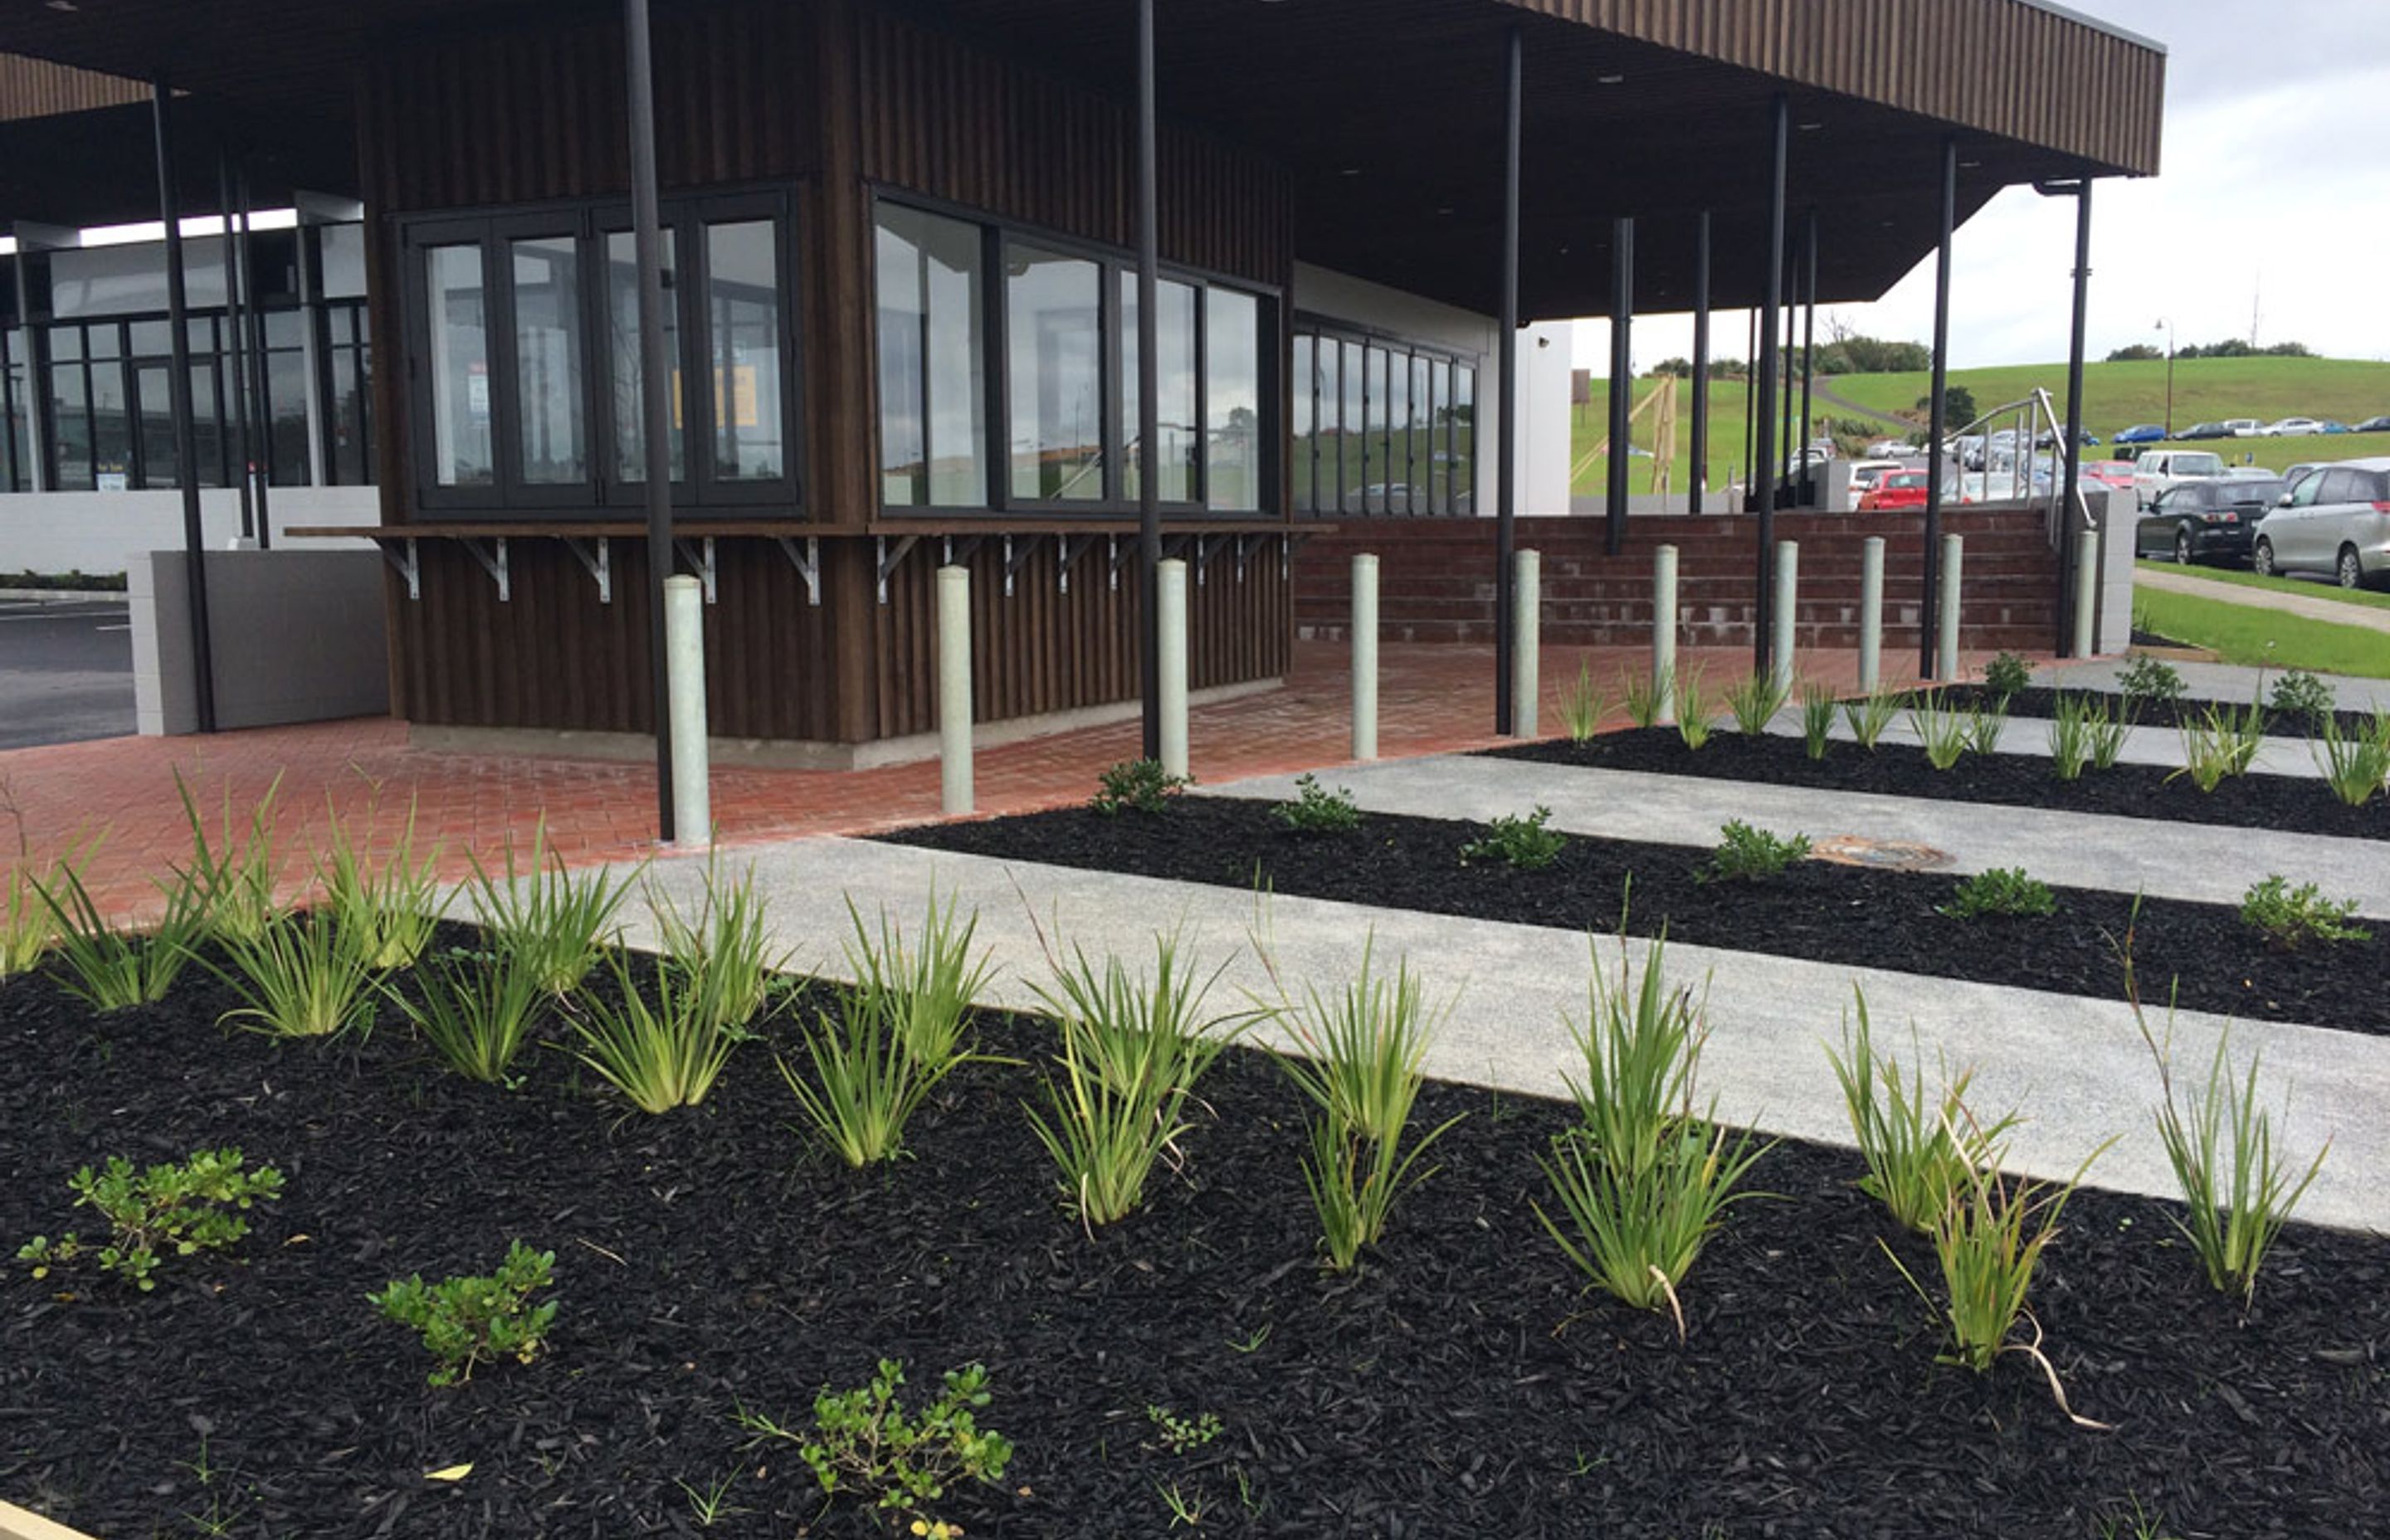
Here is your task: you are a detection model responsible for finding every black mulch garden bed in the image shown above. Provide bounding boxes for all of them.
[1482,728,2390,842]
[880,797,2386,1036]
[1925,683,2380,738]
[3,945,2386,1539]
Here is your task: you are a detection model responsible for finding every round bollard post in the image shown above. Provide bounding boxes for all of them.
[1158,558,1190,778]
[1351,553,1379,761]
[1771,539,1799,697]
[936,563,973,816]
[1652,543,1680,728]
[1858,536,1885,694]
[2071,529,2099,658]
[1936,533,1964,681]
[663,574,710,846]
[1511,548,1541,738]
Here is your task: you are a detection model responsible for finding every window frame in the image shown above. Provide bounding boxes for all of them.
[1290,314,1478,519]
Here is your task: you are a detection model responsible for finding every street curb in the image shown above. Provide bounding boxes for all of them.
[0,1499,102,1540]
[0,589,126,605]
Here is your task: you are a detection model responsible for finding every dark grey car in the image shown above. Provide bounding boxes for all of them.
[2136,478,2285,567]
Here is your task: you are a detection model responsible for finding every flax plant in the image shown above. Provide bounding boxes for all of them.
[1557,660,1611,744]
[1624,666,1671,731]
[1841,686,1902,750]
[1827,991,2017,1233]
[653,855,788,1036]
[840,889,995,1071]
[782,977,961,1167]
[2310,709,2390,808]
[1799,685,1837,761]
[2048,694,2097,781]
[1908,694,1973,771]
[1964,702,2009,756]
[171,772,286,946]
[33,860,209,1012]
[1724,671,1790,738]
[467,825,642,997]
[572,953,741,1113]
[315,800,447,971]
[210,908,383,1040]
[389,947,545,1084]
[1673,670,1717,751]
[2,856,71,979]
[2174,705,2263,792]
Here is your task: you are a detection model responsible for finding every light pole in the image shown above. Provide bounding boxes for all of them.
[2154,317,2175,438]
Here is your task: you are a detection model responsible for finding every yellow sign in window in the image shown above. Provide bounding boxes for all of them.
[668,368,760,431]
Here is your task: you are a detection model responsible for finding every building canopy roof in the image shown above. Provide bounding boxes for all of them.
[0,0,2164,317]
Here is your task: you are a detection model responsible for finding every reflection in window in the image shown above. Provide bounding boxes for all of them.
[1120,273,1196,504]
[1205,287,1260,512]
[1293,324,1474,517]
[706,221,784,482]
[511,236,586,485]
[875,203,987,507]
[1408,354,1431,514]
[1007,244,1103,501]
[327,306,374,488]
[1339,339,1364,513]
[90,357,131,491]
[605,228,682,482]
[1385,349,1409,514]
[260,309,311,488]
[1453,365,1475,512]
[1290,334,1313,515]
[427,245,493,486]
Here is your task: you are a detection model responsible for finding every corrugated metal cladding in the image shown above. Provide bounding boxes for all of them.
[1510,0,2164,174]
[0,54,144,123]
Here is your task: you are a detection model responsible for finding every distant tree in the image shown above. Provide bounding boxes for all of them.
[2105,343,2163,363]
[1822,334,1933,374]
[2264,340,2314,358]
[1918,385,1977,425]
[1651,357,1694,378]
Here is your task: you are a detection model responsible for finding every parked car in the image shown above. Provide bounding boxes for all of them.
[2221,465,2279,480]
[2251,458,2390,588]
[2354,416,2390,433]
[2176,422,2232,440]
[2085,459,2138,494]
[2224,419,2264,437]
[2113,423,2167,445]
[2131,448,2227,509]
[1847,459,1906,494]
[1864,439,1912,459]
[2138,477,2285,567]
[2262,417,2324,437]
[1858,470,1934,512]
[2319,421,2353,435]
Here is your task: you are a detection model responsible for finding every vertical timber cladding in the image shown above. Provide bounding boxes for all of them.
[852,4,1297,741]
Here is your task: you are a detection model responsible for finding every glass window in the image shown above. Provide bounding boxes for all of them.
[329,303,375,488]
[427,244,494,487]
[1120,273,1196,504]
[1453,365,1475,513]
[1385,349,1410,515]
[1290,334,1313,515]
[605,228,683,483]
[705,221,785,483]
[875,203,988,507]
[510,235,587,485]
[1362,345,1387,514]
[1007,243,1103,501]
[49,361,90,490]
[1407,354,1431,514]
[89,358,131,490]
[320,225,369,300]
[265,347,311,488]
[1205,288,1261,512]
[1430,358,1454,514]
[135,364,178,489]
[1339,339,1364,514]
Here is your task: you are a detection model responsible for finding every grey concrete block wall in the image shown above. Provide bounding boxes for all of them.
[133,549,391,735]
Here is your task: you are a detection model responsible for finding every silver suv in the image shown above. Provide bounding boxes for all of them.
[2251,457,2390,589]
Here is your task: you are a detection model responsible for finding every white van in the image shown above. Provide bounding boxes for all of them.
[2133,448,2227,509]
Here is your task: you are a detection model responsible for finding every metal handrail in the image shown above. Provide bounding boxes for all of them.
[1939,386,2094,551]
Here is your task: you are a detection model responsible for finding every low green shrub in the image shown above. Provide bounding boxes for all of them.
[1271,773,1362,835]
[739,1360,1012,1534]
[2269,667,2335,728]
[1938,867,2057,920]
[1982,651,2034,698]
[1458,807,1567,871]
[1092,758,1192,815]
[1557,660,1610,744]
[370,1240,558,1386]
[1699,820,1810,884]
[2239,875,2371,948]
[2118,655,2186,714]
[18,1148,283,1291]
[1827,992,2017,1234]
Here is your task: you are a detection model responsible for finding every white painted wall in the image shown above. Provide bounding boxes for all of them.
[0,485,381,576]
[1290,262,1574,518]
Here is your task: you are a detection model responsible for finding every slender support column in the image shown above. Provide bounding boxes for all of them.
[1938,534,1964,682]
[1779,259,1795,507]
[2072,529,2098,660]
[154,76,216,734]
[1858,535,1885,694]
[1158,558,1189,778]
[1511,549,1540,739]
[626,0,678,841]
[1351,553,1379,762]
[1606,217,1633,555]
[2059,178,2095,655]
[295,220,329,490]
[1752,95,1788,674]
[216,154,255,545]
[9,244,51,491]
[1652,543,1680,727]
[1921,136,1958,677]
[1689,212,1710,514]
[1495,25,1523,733]
[1799,211,1818,507]
[937,564,973,816]
[665,575,711,843]
[1135,0,1163,758]
[1741,307,1756,506]
[236,164,271,547]
[1771,540,1798,695]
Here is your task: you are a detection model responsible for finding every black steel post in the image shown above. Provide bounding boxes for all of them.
[1799,210,1817,505]
[1136,0,1163,758]
[1921,136,1958,677]
[2059,178,2094,655]
[625,0,677,841]
[1495,25,1522,734]
[1689,211,1710,514]
[154,77,216,733]
[1741,307,1755,500]
[216,154,256,544]
[8,239,47,490]
[1779,258,1795,507]
[1605,216,1632,556]
[1752,95,1788,675]
[236,163,271,547]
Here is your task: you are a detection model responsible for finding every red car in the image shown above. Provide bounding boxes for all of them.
[1858,470,1933,511]
[2085,459,2137,494]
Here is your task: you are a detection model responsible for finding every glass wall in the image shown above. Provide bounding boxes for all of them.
[1007,244,1105,502]
[875,203,988,508]
[1205,288,1261,512]
[705,220,785,484]
[427,243,495,489]
[1289,322,1475,517]
[604,229,681,484]
[1119,273,1196,504]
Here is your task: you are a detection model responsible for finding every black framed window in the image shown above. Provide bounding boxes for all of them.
[1291,320,1475,518]
[1,323,26,495]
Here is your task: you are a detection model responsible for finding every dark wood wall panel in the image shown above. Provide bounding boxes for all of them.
[0,54,144,121]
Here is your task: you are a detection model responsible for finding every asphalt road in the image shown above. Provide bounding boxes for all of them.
[0,597,136,750]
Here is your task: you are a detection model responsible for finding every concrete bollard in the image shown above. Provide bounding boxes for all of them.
[663,574,711,846]
[1351,553,1379,761]
[2072,529,2099,659]
[1652,543,1680,728]
[1512,548,1541,738]
[1858,536,1885,694]
[1770,539,1798,696]
[936,563,973,816]
[1937,533,1964,682]
[1158,558,1190,778]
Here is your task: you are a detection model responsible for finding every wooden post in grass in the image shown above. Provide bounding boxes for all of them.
[937,563,973,816]
[1771,540,1799,696]
[1158,558,1190,778]
[1859,536,1885,694]
[1653,543,1680,727]
[1512,548,1541,738]
[1937,534,1964,680]
[1352,553,1379,761]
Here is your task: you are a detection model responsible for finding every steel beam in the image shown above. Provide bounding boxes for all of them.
[154,76,216,733]
[626,0,679,841]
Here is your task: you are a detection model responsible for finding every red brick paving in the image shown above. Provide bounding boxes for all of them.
[0,640,2023,923]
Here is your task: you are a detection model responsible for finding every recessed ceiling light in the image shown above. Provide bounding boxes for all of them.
[1959,158,1983,168]
[45,1,77,12]
[1338,167,1360,177]
[1597,73,1626,85]
[1797,120,1823,131]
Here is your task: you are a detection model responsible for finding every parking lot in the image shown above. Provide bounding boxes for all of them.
[0,597,134,750]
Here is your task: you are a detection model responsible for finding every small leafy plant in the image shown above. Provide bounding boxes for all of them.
[1271,773,1362,835]
[370,1240,558,1386]
[1939,867,2057,920]
[1146,1405,1223,1455]
[2239,875,2371,948]
[2118,654,2186,714]
[1799,685,1836,761]
[1557,659,1611,744]
[1983,651,2034,699]
[1459,807,1567,871]
[1093,758,1192,816]
[1699,820,1810,884]
[748,1360,1012,1532]
[1724,671,1790,737]
[1827,992,2017,1234]
[1841,686,1903,750]
[18,1148,283,1291]
[2269,667,2334,728]
[2310,709,2390,808]
[467,826,641,998]
[388,947,545,1084]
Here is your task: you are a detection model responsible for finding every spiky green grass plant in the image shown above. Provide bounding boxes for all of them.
[171,772,285,946]
[1557,659,1611,744]
[33,860,209,1011]
[389,948,545,1084]
[1841,686,1903,750]
[211,908,383,1039]
[1624,665,1671,730]
[2174,700,2267,792]
[2048,693,2097,781]
[1724,671,1790,737]
[841,889,994,1072]
[467,825,641,997]
[1908,694,1973,771]
[1826,991,2018,1233]
[1799,685,1836,761]
[654,856,788,1036]
[1672,670,1717,750]
[315,800,446,971]
[2310,708,2390,807]
[572,953,743,1113]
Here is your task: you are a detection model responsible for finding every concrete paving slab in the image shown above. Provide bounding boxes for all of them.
[1203,755,2390,917]
[1752,711,2332,779]
[628,836,2390,1235]
[2058,656,2390,713]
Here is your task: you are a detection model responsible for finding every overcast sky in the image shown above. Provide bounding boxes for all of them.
[1573,0,2390,374]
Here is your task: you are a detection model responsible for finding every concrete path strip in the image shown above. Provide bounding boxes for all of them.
[2136,564,2390,637]
[1754,711,2334,779]
[2058,655,2390,713]
[632,836,2389,1235]
[1202,756,2390,917]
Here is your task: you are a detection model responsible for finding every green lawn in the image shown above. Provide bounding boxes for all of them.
[2133,586,2390,679]
[1822,356,2390,445]
[2136,560,2390,614]
[1568,377,1753,498]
